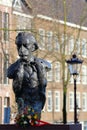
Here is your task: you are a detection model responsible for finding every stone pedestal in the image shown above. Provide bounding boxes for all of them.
[0,123,82,130]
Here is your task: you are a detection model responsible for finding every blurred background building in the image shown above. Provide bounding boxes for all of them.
[0,0,87,130]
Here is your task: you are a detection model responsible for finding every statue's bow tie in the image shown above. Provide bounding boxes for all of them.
[23,61,35,66]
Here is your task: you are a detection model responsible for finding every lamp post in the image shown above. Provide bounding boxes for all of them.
[66,54,83,124]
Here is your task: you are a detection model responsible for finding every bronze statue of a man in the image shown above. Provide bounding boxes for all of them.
[7,32,51,118]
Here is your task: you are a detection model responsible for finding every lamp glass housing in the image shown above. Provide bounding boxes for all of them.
[66,54,83,76]
[68,64,80,75]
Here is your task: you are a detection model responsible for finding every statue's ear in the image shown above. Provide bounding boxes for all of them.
[32,43,39,52]
[32,44,35,52]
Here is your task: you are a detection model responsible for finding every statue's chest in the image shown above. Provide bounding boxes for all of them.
[24,65,34,75]
[23,65,39,86]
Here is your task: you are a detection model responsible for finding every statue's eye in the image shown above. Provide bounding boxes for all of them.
[23,44,27,48]
[23,44,30,49]
[17,44,21,49]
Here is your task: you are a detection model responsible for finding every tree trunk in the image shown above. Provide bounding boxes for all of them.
[63,86,67,124]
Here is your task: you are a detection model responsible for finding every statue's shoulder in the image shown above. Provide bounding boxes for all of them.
[7,59,20,79]
[34,57,51,72]
[8,59,20,70]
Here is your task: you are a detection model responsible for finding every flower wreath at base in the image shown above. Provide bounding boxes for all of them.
[15,106,50,127]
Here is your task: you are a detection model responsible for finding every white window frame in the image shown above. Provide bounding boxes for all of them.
[3,54,9,84]
[54,35,60,52]
[39,28,45,50]
[0,53,2,84]
[84,121,87,130]
[82,65,87,85]
[76,92,80,110]
[82,93,87,111]
[3,12,9,41]
[13,0,22,9]
[82,39,87,57]
[54,62,60,82]
[68,36,74,55]
[4,97,10,107]
[54,91,60,112]
[76,38,80,55]
[47,91,52,112]
[70,75,73,84]
[46,31,52,51]
[47,61,52,81]
[76,75,81,84]
[69,92,74,112]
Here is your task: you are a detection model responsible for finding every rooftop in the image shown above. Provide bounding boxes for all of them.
[28,0,87,27]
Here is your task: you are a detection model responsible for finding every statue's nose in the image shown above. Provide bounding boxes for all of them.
[19,45,25,54]
[21,45,24,52]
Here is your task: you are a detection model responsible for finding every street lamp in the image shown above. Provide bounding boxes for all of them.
[66,54,83,123]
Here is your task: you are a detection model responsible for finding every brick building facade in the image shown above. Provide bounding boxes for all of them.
[0,0,15,123]
[0,0,87,129]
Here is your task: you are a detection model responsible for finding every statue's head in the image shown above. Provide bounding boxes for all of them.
[15,32,39,61]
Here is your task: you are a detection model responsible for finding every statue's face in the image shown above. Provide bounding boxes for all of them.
[17,38,33,62]
[15,32,38,62]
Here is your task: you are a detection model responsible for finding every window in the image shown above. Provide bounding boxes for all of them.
[39,29,45,50]
[46,31,52,51]
[13,0,21,9]
[82,39,87,57]
[82,65,87,84]
[55,62,60,82]
[69,92,80,112]
[76,92,80,109]
[82,93,87,111]
[0,11,2,41]
[76,75,81,84]
[54,91,60,112]
[70,75,73,84]
[76,39,80,55]
[54,35,60,52]
[69,92,74,111]
[16,1,21,7]
[47,91,52,112]
[3,12,9,41]
[61,34,68,54]
[47,61,52,81]
[4,97,10,107]
[0,53,2,84]
[84,121,87,130]
[68,36,74,55]
[3,54,9,84]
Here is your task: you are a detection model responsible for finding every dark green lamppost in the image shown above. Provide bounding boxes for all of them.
[66,54,83,123]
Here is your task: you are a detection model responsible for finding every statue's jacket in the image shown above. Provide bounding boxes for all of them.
[7,57,51,111]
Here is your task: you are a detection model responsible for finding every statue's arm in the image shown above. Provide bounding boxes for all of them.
[34,58,48,87]
[34,58,51,86]
[7,60,20,79]
[7,60,24,95]
[37,58,51,72]
[34,58,51,109]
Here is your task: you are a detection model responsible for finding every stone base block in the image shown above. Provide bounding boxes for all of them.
[0,123,82,130]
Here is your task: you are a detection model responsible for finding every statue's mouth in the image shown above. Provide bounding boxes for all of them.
[19,54,28,57]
